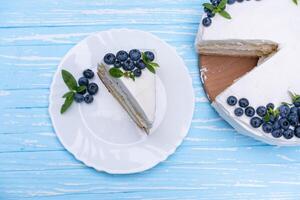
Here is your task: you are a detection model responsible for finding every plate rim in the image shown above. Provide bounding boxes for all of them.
[48,28,195,174]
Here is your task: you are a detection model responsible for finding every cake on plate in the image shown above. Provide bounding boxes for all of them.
[98,49,159,133]
[196,0,300,145]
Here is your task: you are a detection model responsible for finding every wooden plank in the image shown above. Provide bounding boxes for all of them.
[1,0,300,199]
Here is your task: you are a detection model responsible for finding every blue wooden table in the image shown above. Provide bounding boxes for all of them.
[1,1,300,199]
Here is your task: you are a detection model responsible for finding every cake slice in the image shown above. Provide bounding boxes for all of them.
[98,50,158,133]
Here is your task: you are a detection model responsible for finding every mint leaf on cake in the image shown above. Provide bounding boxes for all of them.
[293,0,298,5]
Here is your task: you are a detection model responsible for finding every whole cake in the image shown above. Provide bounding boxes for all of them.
[196,0,300,145]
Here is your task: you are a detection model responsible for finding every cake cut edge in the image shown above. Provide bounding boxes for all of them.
[97,63,154,134]
[197,39,279,57]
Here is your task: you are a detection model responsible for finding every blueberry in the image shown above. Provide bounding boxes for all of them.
[250,117,263,128]
[87,83,98,95]
[283,129,294,139]
[104,53,116,65]
[271,129,283,138]
[245,106,255,117]
[74,93,84,103]
[202,17,212,27]
[144,51,155,62]
[294,127,300,138]
[207,10,215,18]
[294,101,300,107]
[129,49,141,61]
[114,60,121,68]
[256,106,267,117]
[266,103,275,111]
[227,0,236,4]
[290,106,298,114]
[227,96,237,106]
[123,59,135,71]
[278,118,290,130]
[204,7,210,13]
[239,98,249,108]
[116,50,129,62]
[288,113,298,127]
[84,94,94,104]
[133,68,142,77]
[269,115,278,123]
[136,59,146,69]
[272,120,281,130]
[278,105,290,118]
[83,69,94,79]
[78,77,89,86]
[211,0,220,6]
[262,123,273,133]
[234,108,244,117]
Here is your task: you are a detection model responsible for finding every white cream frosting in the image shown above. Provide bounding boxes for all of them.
[101,56,156,130]
[197,0,300,145]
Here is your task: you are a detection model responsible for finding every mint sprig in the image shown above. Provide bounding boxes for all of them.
[263,108,279,123]
[293,0,298,5]
[289,91,300,104]
[203,0,232,20]
[141,52,159,74]
[62,69,77,91]
[60,69,86,114]
[108,66,135,81]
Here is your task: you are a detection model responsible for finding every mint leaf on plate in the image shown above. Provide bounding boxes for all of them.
[60,92,74,114]
[219,10,232,19]
[62,69,78,91]
[62,91,74,98]
[217,0,227,10]
[77,85,86,93]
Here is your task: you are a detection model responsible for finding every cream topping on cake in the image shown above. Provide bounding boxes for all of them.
[98,55,156,133]
[197,0,300,145]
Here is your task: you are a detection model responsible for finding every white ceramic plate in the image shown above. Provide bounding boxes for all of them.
[49,29,194,174]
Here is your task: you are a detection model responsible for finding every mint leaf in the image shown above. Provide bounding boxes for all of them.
[129,73,135,81]
[146,63,156,74]
[218,0,227,9]
[263,108,279,122]
[109,68,124,78]
[219,10,232,19]
[203,3,214,11]
[142,52,158,73]
[77,85,86,93]
[282,102,292,106]
[293,0,298,5]
[149,62,159,68]
[60,92,74,114]
[62,69,78,91]
[62,91,74,98]
[142,52,149,63]
[288,91,300,103]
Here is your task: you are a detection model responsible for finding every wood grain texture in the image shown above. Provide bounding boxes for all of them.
[1,0,300,199]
